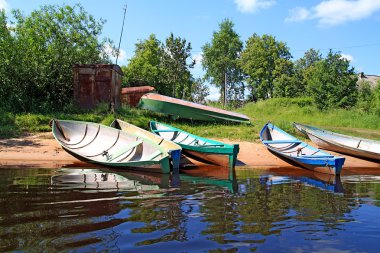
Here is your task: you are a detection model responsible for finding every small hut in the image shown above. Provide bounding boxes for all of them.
[73,64,123,110]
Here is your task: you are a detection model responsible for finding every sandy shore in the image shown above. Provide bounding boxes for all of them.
[0,132,379,175]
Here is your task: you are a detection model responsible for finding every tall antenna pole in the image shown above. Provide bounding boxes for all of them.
[116,4,127,65]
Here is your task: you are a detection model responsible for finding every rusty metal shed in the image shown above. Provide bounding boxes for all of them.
[73,64,123,110]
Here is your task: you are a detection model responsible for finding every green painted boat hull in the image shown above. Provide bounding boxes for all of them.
[149,121,240,169]
[138,93,250,123]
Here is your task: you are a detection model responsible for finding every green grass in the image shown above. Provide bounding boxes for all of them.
[1,98,380,141]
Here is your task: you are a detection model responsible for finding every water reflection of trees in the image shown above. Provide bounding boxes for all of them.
[199,177,353,248]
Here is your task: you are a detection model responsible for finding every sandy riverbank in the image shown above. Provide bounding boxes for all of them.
[0,132,379,175]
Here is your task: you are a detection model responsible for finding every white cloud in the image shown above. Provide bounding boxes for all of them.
[0,0,9,11]
[285,7,311,22]
[234,0,276,13]
[286,0,380,26]
[103,44,127,65]
[206,85,221,101]
[340,53,354,62]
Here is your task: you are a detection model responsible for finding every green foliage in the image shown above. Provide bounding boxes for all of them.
[0,4,111,112]
[190,78,210,104]
[122,34,164,89]
[202,19,244,106]
[372,81,380,115]
[294,48,323,97]
[307,50,358,110]
[356,80,374,112]
[161,33,194,99]
[122,33,202,101]
[239,34,293,101]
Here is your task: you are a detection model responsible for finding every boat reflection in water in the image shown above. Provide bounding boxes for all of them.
[51,168,171,193]
[3,166,380,252]
[257,169,344,193]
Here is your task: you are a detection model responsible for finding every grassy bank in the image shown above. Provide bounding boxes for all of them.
[1,98,380,141]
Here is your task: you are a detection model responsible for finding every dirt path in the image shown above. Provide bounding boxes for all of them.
[0,133,379,175]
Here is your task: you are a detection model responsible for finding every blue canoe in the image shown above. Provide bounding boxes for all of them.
[260,123,345,175]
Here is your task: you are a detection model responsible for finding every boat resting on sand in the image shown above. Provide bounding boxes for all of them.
[51,119,171,173]
[260,123,345,175]
[110,119,182,171]
[138,93,250,123]
[293,122,380,161]
[149,121,239,170]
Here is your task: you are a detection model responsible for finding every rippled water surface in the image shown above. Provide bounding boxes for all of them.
[1,167,380,252]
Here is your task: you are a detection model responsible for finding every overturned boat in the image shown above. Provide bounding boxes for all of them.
[138,93,250,123]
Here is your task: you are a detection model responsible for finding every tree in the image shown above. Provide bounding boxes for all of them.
[0,4,111,112]
[356,80,373,112]
[372,81,380,115]
[202,19,243,106]
[122,34,165,91]
[307,50,358,110]
[161,33,195,99]
[294,48,323,97]
[240,34,293,100]
[189,78,210,104]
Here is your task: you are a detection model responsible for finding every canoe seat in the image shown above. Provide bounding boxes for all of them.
[145,150,162,160]
[199,144,225,147]
[263,140,302,144]
[107,140,143,162]
[153,130,179,133]
[298,155,334,158]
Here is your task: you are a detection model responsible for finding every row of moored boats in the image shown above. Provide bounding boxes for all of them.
[51,119,380,176]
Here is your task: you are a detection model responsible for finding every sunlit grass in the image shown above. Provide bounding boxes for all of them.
[1,98,379,141]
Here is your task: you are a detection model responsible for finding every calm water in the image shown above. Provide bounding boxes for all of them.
[1,167,380,252]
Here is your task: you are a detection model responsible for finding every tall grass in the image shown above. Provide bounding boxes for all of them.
[1,97,379,141]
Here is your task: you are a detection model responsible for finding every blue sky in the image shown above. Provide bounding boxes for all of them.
[2,0,380,99]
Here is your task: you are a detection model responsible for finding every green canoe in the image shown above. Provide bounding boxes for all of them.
[149,121,240,170]
[51,119,171,173]
[138,93,250,123]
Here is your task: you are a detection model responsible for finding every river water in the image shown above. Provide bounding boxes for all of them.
[1,167,380,252]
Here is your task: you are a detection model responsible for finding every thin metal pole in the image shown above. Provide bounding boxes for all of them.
[116,4,127,65]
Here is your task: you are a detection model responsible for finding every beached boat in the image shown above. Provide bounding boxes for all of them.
[294,122,380,161]
[138,93,250,123]
[51,119,171,173]
[260,123,345,175]
[110,119,182,171]
[149,121,239,169]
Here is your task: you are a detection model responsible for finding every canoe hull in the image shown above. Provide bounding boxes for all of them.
[184,147,238,169]
[149,121,239,169]
[139,93,250,123]
[260,123,345,175]
[294,123,380,161]
[110,119,182,171]
[51,119,171,174]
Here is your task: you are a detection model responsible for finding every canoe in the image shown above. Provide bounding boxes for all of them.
[138,93,250,123]
[149,121,239,169]
[110,119,182,171]
[260,123,345,175]
[51,119,171,173]
[294,122,380,161]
